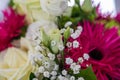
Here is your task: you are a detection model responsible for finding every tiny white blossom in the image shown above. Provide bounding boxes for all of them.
[62,70,67,76]
[70,63,76,70]
[73,69,80,74]
[65,57,73,65]
[70,76,75,80]
[31,35,37,40]
[63,77,69,80]
[78,57,84,63]
[75,30,81,36]
[64,21,72,28]
[71,33,78,39]
[38,66,45,73]
[77,77,84,80]
[43,71,50,78]
[32,78,38,80]
[58,75,64,80]
[35,45,42,51]
[28,53,36,66]
[73,40,79,48]
[28,53,34,61]
[83,53,90,60]
[58,45,64,51]
[66,42,72,48]
[51,71,57,76]
[60,28,66,34]
[48,53,55,60]
[51,40,57,46]
[70,28,74,34]
[35,53,44,61]
[53,64,59,70]
[75,65,81,69]
[77,26,83,32]
[44,62,50,69]
[34,71,40,77]
[34,39,41,45]
[72,65,81,74]
[51,76,56,80]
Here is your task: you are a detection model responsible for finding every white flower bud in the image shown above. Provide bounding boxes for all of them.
[78,77,84,80]
[38,66,45,73]
[83,53,90,60]
[73,40,79,48]
[70,76,75,80]
[62,70,67,76]
[65,57,73,65]
[43,71,50,78]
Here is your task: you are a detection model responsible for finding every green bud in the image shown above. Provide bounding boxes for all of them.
[64,27,71,41]
[49,29,63,54]
[81,0,93,13]
[40,28,50,47]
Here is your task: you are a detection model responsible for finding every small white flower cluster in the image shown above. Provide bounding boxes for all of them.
[60,21,73,34]
[29,51,86,80]
[26,22,42,46]
[65,53,90,74]
[28,51,44,66]
[71,26,83,39]
[65,26,83,49]
[51,40,65,51]
[66,40,80,48]
[28,50,60,79]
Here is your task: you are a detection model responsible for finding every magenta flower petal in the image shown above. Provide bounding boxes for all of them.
[0,7,25,51]
[65,21,120,80]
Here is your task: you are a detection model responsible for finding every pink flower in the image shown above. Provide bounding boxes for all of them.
[115,13,120,23]
[65,21,120,80]
[0,8,25,51]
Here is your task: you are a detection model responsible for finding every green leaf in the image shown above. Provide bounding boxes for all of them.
[21,25,28,37]
[64,27,71,43]
[74,66,97,80]
[29,73,35,80]
[40,28,50,47]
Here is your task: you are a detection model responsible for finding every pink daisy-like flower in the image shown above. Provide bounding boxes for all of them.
[65,21,120,80]
[115,13,120,23]
[0,8,25,51]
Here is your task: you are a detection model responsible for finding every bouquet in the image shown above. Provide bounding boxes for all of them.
[0,0,120,80]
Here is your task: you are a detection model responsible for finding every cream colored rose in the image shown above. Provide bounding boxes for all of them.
[13,0,55,24]
[0,38,34,80]
[40,0,68,16]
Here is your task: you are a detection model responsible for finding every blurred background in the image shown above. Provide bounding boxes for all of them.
[0,0,119,16]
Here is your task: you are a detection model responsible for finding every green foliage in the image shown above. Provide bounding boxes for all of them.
[105,20,120,28]
[9,0,14,7]
[40,28,50,47]
[57,0,97,29]
[63,27,71,44]
[74,66,97,80]
[21,25,28,37]
[29,73,36,80]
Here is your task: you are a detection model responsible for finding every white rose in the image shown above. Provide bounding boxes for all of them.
[13,0,56,24]
[0,38,34,80]
[26,20,57,40]
[40,0,68,16]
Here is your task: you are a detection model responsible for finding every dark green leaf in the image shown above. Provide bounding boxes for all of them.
[29,73,36,80]
[74,66,97,80]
